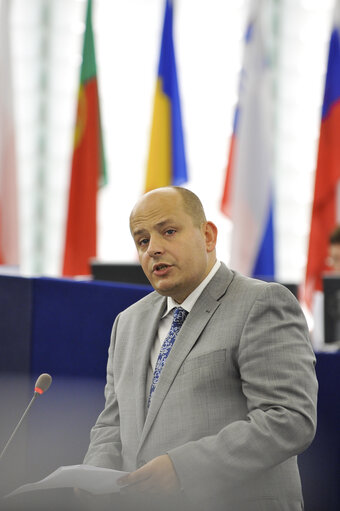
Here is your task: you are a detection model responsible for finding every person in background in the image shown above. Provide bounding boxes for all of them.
[311,225,340,349]
[82,186,318,511]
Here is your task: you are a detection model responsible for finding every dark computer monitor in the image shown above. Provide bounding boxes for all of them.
[90,261,151,286]
[323,274,340,343]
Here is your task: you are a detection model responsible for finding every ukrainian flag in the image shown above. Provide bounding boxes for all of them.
[145,0,187,192]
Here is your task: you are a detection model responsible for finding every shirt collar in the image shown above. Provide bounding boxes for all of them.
[163,260,221,317]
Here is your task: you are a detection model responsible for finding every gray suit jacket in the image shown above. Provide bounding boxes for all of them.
[84,264,318,511]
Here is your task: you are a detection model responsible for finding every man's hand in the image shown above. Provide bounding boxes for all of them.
[117,454,180,495]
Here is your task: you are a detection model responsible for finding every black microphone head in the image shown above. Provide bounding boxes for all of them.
[34,373,52,395]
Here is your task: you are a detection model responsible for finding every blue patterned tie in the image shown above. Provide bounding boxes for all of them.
[148,307,188,407]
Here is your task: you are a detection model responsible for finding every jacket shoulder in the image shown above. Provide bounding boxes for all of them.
[120,289,163,316]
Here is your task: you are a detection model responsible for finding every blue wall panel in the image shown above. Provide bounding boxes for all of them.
[30,278,152,378]
[0,276,32,373]
[299,352,340,511]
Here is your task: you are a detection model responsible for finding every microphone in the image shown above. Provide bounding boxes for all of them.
[0,373,52,460]
[34,373,52,395]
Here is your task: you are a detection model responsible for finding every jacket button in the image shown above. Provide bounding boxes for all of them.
[137,459,146,468]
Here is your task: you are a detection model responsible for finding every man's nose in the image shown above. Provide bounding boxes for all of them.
[147,236,164,256]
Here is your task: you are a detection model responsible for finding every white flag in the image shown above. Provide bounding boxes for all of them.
[222,0,277,278]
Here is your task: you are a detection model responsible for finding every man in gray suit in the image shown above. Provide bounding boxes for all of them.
[83,186,318,511]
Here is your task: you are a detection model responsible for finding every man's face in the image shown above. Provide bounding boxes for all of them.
[130,190,216,303]
[329,243,340,273]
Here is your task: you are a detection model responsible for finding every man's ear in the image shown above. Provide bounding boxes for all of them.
[203,221,218,252]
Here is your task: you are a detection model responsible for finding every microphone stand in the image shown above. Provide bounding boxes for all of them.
[0,392,38,461]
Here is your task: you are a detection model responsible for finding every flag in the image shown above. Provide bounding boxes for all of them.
[145,0,187,192]
[0,0,18,266]
[62,0,106,276]
[221,0,276,279]
[304,1,340,307]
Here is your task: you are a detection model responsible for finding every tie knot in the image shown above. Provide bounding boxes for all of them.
[173,307,188,326]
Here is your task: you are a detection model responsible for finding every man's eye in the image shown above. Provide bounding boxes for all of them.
[165,229,176,236]
[139,238,149,246]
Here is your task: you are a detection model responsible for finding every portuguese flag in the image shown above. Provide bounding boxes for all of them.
[62,0,106,276]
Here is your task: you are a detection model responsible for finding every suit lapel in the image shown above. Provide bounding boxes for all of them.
[138,263,234,448]
[132,294,167,437]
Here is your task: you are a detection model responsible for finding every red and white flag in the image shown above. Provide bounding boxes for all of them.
[0,0,18,266]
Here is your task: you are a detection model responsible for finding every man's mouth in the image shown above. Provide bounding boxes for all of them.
[153,263,171,274]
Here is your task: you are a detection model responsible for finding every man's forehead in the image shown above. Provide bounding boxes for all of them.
[131,217,179,236]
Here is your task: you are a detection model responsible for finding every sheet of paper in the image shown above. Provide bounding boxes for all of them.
[5,464,128,498]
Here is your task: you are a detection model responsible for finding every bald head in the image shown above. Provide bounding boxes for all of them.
[130,186,206,230]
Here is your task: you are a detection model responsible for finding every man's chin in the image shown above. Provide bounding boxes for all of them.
[151,280,175,297]
[154,286,173,297]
